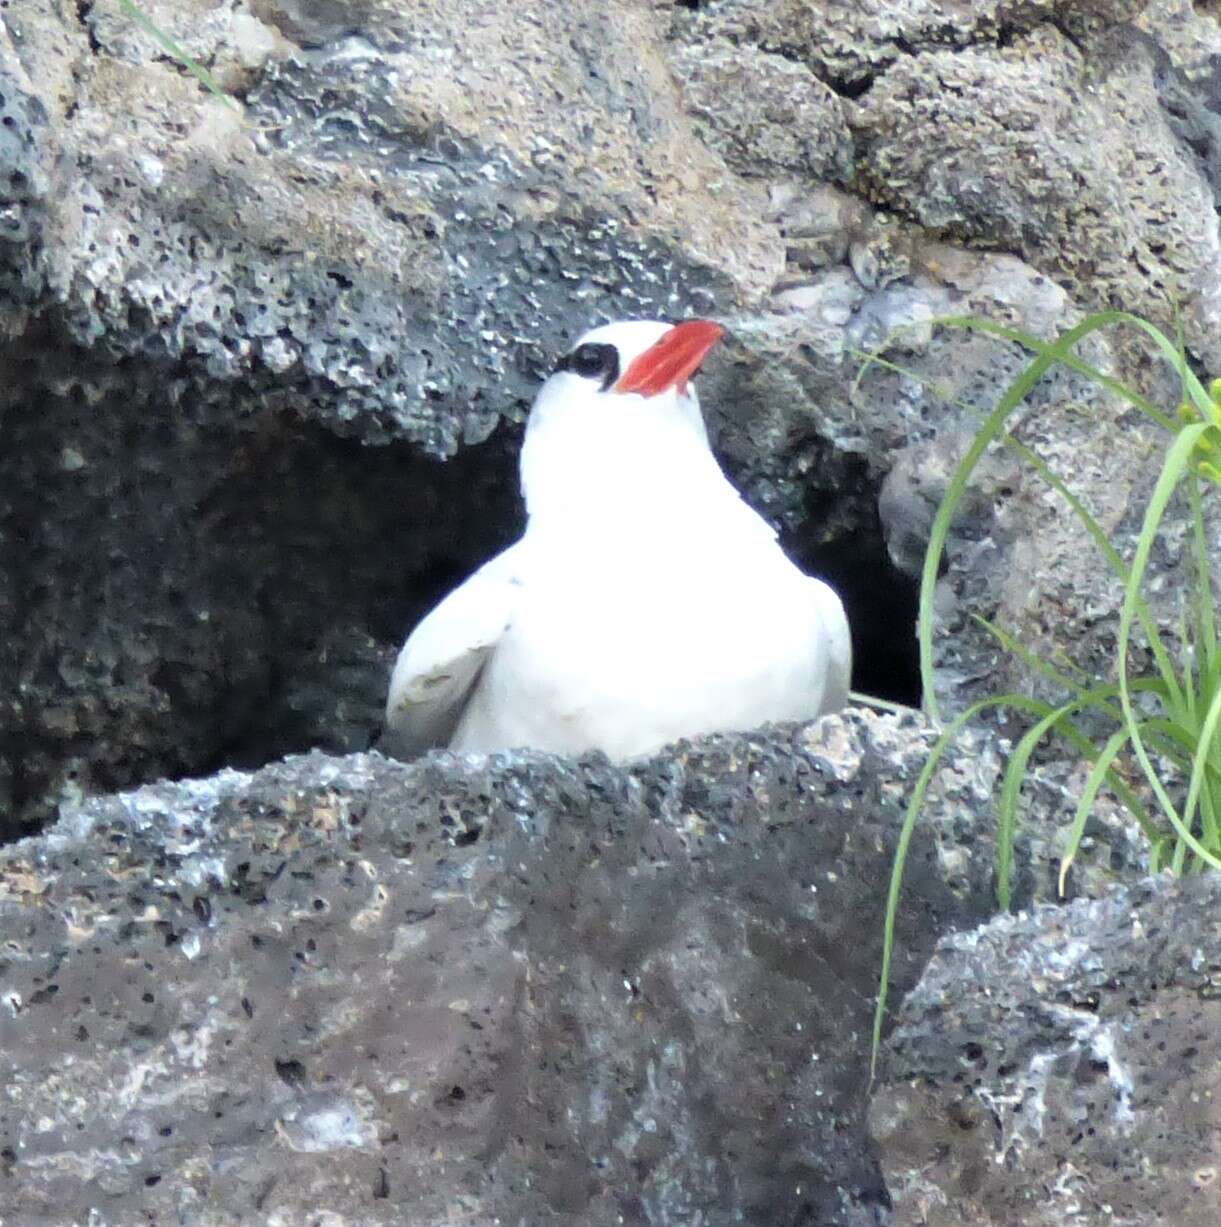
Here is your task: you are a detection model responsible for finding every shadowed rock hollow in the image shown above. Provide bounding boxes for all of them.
[9,0,1216,835]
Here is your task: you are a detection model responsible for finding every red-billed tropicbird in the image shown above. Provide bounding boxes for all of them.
[384,318,851,760]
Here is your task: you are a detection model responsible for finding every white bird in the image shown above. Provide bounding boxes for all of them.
[384,318,851,761]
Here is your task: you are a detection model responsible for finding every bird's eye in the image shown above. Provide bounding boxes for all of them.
[571,344,609,377]
[554,341,620,390]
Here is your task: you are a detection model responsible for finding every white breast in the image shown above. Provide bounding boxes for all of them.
[448,504,850,760]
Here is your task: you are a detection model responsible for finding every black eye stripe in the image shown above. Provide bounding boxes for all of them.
[554,342,620,391]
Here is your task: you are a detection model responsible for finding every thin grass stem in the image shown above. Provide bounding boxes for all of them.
[118,0,240,111]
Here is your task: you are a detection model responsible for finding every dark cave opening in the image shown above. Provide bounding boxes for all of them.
[188,421,528,774]
[0,329,529,840]
[1,343,921,842]
[781,474,923,711]
[208,422,922,770]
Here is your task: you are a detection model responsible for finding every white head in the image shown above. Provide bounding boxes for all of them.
[520,318,727,526]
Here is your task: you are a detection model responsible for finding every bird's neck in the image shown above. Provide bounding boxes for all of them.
[519,401,735,538]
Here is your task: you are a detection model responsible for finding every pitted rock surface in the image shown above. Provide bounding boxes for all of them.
[0,712,994,1226]
[23,0,777,452]
[871,873,1221,1227]
[851,25,1221,357]
[5,0,1221,884]
[0,2,1214,1220]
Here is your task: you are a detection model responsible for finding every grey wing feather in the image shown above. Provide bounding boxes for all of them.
[381,546,521,759]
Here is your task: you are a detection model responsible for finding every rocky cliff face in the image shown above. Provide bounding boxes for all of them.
[2,0,1220,1221]
[0,715,998,1226]
[7,0,1218,836]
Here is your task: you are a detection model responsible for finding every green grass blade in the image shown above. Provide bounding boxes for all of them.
[118,0,240,111]
[1182,683,1221,852]
[1000,435,1184,710]
[993,684,1175,908]
[1197,786,1221,871]
[976,615,1176,733]
[996,701,1089,910]
[977,614,1170,833]
[976,612,1221,810]
[1151,835,1175,874]
[930,312,1181,430]
[870,687,1145,1077]
[973,614,1081,695]
[1170,833,1190,875]
[1045,718,1162,846]
[941,310,1213,425]
[915,313,1121,722]
[854,326,1188,723]
[870,305,1221,1085]
[870,697,1010,1081]
[1180,605,1199,725]
[1117,422,1221,870]
[1057,727,1134,897]
[1190,475,1218,667]
[1201,646,1221,713]
[1142,718,1213,772]
[872,307,1211,726]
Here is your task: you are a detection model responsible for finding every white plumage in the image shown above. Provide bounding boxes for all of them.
[384,318,851,761]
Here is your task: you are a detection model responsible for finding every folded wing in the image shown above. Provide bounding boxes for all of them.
[382,546,521,758]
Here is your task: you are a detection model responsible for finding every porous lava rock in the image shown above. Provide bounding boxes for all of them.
[0,711,994,1225]
[872,873,1221,1227]
[7,0,1221,835]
